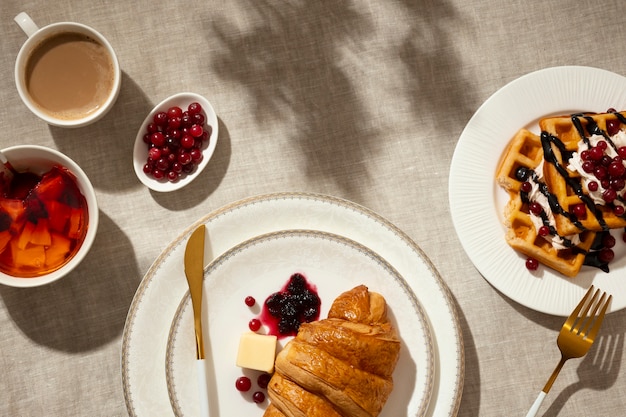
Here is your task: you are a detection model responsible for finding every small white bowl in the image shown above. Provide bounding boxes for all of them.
[133,92,218,192]
[0,145,99,288]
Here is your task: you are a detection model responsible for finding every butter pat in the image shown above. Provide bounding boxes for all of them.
[236,332,277,373]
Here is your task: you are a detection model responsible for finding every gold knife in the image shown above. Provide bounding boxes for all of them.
[184,224,210,417]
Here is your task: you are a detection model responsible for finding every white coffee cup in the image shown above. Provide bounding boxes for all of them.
[14,12,121,128]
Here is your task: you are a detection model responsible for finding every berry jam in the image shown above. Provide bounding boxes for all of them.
[259,273,321,338]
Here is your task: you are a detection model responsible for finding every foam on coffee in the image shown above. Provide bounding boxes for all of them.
[25,32,115,120]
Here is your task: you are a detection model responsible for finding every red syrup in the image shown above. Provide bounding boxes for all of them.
[259,272,321,339]
[0,166,88,277]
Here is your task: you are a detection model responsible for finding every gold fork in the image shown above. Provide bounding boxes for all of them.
[525,286,611,417]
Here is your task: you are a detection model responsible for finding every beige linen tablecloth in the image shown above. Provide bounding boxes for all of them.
[2,1,626,416]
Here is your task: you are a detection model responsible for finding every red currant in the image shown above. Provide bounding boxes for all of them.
[181,114,192,126]
[235,376,252,392]
[168,116,182,129]
[147,122,159,134]
[167,170,179,182]
[188,102,203,115]
[615,205,625,216]
[603,189,617,203]
[602,234,616,248]
[171,162,183,173]
[589,146,604,161]
[571,203,587,219]
[167,106,183,119]
[148,148,161,160]
[521,181,532,193]
[193,113,205,125]
[257,373,271,389]
[245,296,256,307]
[599,248,615,263]
[156,158,169,171]
[529,202,542,215]
[538,225,550,236]
[151,132,165,147]
[581,150,591,161]
[181,134,195,149]
[178,151,192,165]
[582,161,595,173]
[607,119,621,136]
[525,258,539,271]
[609,161,626,178]
[587,181,599,192]
[190,148,203,162]
[611,178,625,191]
[594,165,608,180]
[252,391,265,403]
[249,319,262,332]
[190,124,204,138]
[597,140,608,150]
[154,111,168,126]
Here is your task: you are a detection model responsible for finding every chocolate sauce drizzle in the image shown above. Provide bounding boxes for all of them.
[517,168,578,249]
[540,132,608,231]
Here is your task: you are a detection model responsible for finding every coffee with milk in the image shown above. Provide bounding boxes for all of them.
[25,32,115,121]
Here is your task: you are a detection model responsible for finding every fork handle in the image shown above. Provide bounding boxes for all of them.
[525,391,546,417]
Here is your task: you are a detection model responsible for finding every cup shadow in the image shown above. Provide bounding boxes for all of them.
[49,71,153,193]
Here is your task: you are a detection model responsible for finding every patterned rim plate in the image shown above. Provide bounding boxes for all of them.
[122,192,464,417]
[165,229,434,416]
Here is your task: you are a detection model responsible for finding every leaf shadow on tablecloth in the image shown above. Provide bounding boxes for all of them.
[397,0,477,131]
[0,212,141,352]
[207,1,384,201]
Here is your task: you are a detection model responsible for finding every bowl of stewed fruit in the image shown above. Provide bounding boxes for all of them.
[0,145,98,287]
[133,92,219,192]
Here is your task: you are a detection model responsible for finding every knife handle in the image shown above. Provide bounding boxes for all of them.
[196,359,210,417]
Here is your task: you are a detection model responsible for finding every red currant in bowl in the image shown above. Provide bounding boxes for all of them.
[132,92,218,192]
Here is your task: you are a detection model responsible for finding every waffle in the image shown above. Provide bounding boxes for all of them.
[496,128,544,193]
[539,111,626,235]
[503,193,596,277]
[496,128,597,277]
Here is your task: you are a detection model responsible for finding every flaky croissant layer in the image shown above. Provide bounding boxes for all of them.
[263,285,401,417]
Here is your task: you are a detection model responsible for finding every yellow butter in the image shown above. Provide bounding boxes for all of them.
[236,332,277,373]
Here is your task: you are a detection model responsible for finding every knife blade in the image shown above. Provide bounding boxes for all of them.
[184,224,210,417]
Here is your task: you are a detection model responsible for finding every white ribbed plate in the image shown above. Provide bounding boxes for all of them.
[449,66,626,316]
[166,230,433,417]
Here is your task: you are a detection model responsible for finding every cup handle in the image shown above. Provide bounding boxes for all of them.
[14,12,39,37]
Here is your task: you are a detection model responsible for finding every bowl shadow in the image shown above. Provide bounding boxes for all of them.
[0,211,141,352]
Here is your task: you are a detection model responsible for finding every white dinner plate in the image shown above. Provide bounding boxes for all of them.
[449,65,626,316]
[122,192,463,417]
[166,230,433,416]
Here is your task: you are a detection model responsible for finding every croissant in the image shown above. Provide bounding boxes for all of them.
[263,285,401,417]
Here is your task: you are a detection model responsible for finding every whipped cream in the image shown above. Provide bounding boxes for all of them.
[567,131,626,207]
